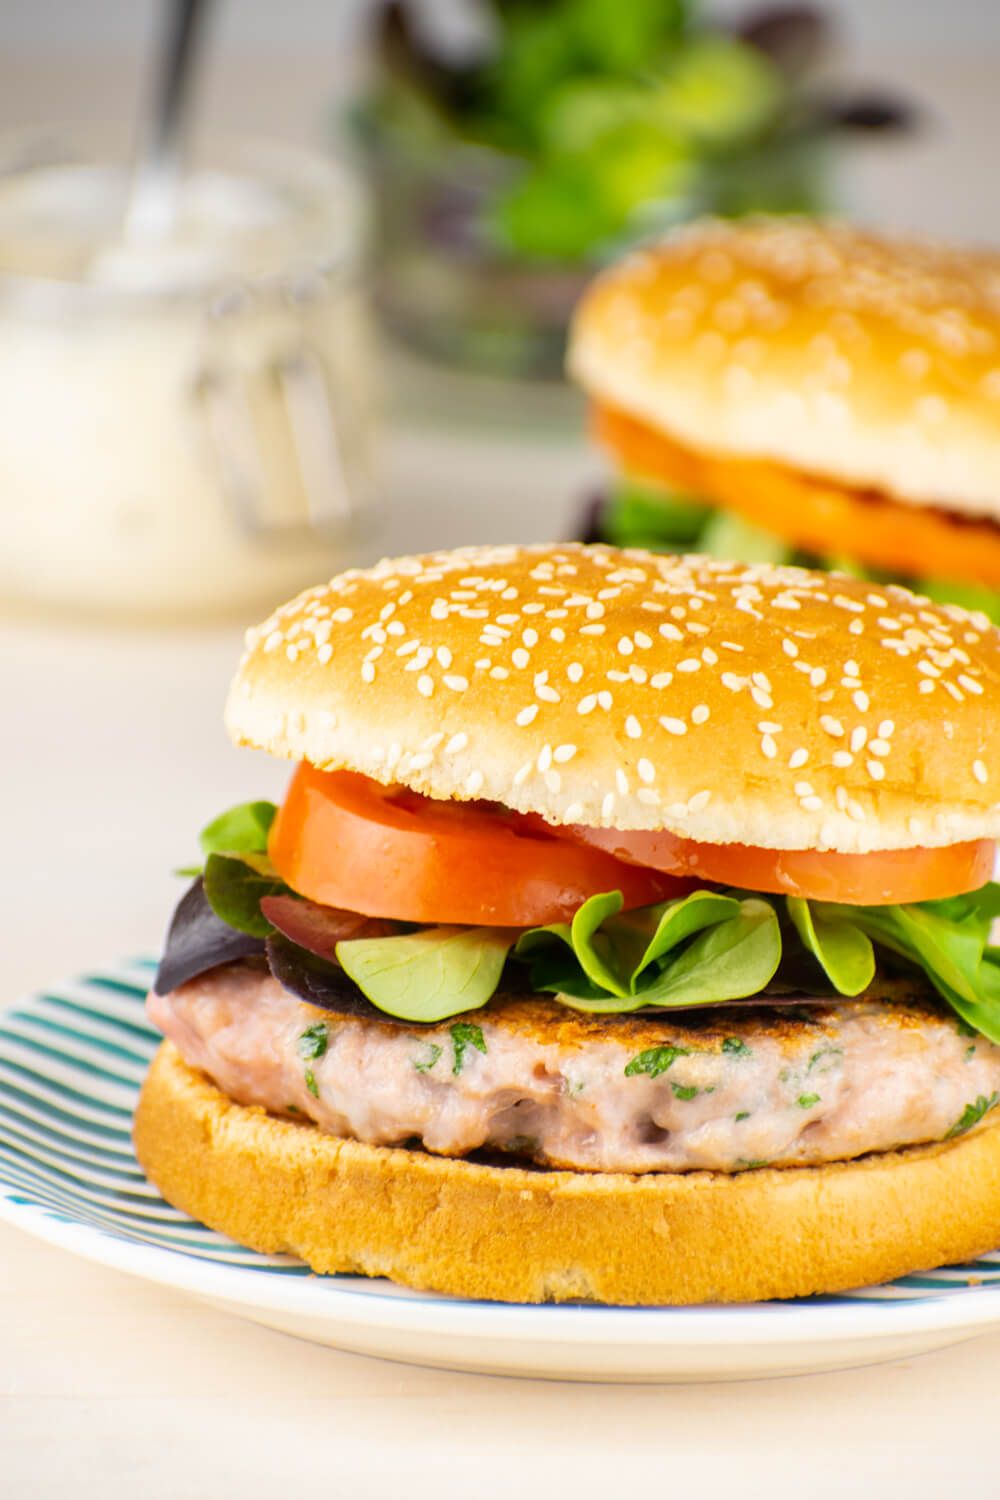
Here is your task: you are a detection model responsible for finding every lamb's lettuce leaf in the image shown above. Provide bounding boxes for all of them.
[815,889,1000,1044]
[786,898,875,996]
[335,926,513,1023]
[202,852,291,937]
[200,800,278,858]
[515,890,779,1013]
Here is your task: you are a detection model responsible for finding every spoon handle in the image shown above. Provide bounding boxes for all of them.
[126,0,212,240]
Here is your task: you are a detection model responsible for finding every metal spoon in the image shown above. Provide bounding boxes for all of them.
[125,0,212,241]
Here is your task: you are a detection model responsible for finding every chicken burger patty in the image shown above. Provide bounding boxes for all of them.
[148,961,1000,1174]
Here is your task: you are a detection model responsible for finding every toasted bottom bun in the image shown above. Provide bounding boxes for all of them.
[134,1042,1000,1305]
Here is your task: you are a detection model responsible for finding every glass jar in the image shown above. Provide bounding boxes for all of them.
[0,132,376,620]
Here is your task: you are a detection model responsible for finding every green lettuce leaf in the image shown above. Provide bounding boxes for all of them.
[336,927,513,1023]
[786,898,875,996]
[515,890,630,996]
[517,890,779,1014]
[811,885,1000,1044]
[633,898,781,1008]
[202,852,290,938]
[200,801,277,858]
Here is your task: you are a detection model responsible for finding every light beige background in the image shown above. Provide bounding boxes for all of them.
[4,4,1000,1494]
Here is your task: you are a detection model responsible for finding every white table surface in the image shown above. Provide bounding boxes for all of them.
[4,405,1000,1498]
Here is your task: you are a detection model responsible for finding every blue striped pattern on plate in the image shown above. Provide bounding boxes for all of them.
[3,959,1000,1305]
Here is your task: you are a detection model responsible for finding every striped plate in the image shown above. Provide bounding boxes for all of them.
[3,961,1000,1382]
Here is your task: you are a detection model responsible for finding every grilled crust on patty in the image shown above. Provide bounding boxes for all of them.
[135,1041,1000,1305]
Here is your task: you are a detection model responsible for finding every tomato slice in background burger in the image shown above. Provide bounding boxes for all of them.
[269,764,689,926]
[554,823,996,906]
[593,402,1000,590]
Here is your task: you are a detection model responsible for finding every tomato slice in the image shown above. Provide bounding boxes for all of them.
[269,764,689,926]
[553,823,996,906]
[594,402,1000,590]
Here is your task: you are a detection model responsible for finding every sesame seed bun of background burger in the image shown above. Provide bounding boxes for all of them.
[135,544,1000,1306]
[568,219,1000,617]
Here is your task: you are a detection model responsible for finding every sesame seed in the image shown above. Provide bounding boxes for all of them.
[417,674,434,697]
[761,736,778,759]
[820,715,844,737]
[638,788,661,807]
[515,706,538,727]
[959,674,984,695]
[444,675,469,692]
[436,646,453,668]
[687,790,712,813]
[974,760,989,785]
[757,721,782,735]
[832,750,853,769]
[597,691,613,710]
[466,770,485,795]
[660,717,687,736]
[554,744,577,764]
[809,667,827,688]
[878,720,895,738]
[782,639,799,658]
[601,793,615,820]
[617,637,634,656]
[445,733,468,753]
[317,644,333,665]
[867,760,886,781]
[919,679,935,694]
[565,802,584,823]
[522,628,538,648]
[616,768,629,795]
[567,662,584,683]
[853,690,870,712]
[788,748,809,769]
[361,661,375,683]
[651,672,674,689]
[801,796,824,813]
[750,687,774,710]
[625,715,642,740]
[512,648,530,670]
[678,658,701,673]
[537,745,552,772]
[637,759,656,785]
[544,770,562,794]
[634,631,653,649]
[691,704,711,725]
[850,726,867,753]
[794,781,813,798]
[869,739,891,757]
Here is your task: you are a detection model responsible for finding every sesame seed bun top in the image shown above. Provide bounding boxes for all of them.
[225,543,1000,855]
[568,218,1000,520]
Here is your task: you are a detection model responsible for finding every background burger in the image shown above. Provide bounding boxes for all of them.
[136,542,1000,1305]
[568,219,1000,621]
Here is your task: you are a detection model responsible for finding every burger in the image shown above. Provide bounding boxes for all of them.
[135,542,1000,1305]
[568,218,1000,620]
